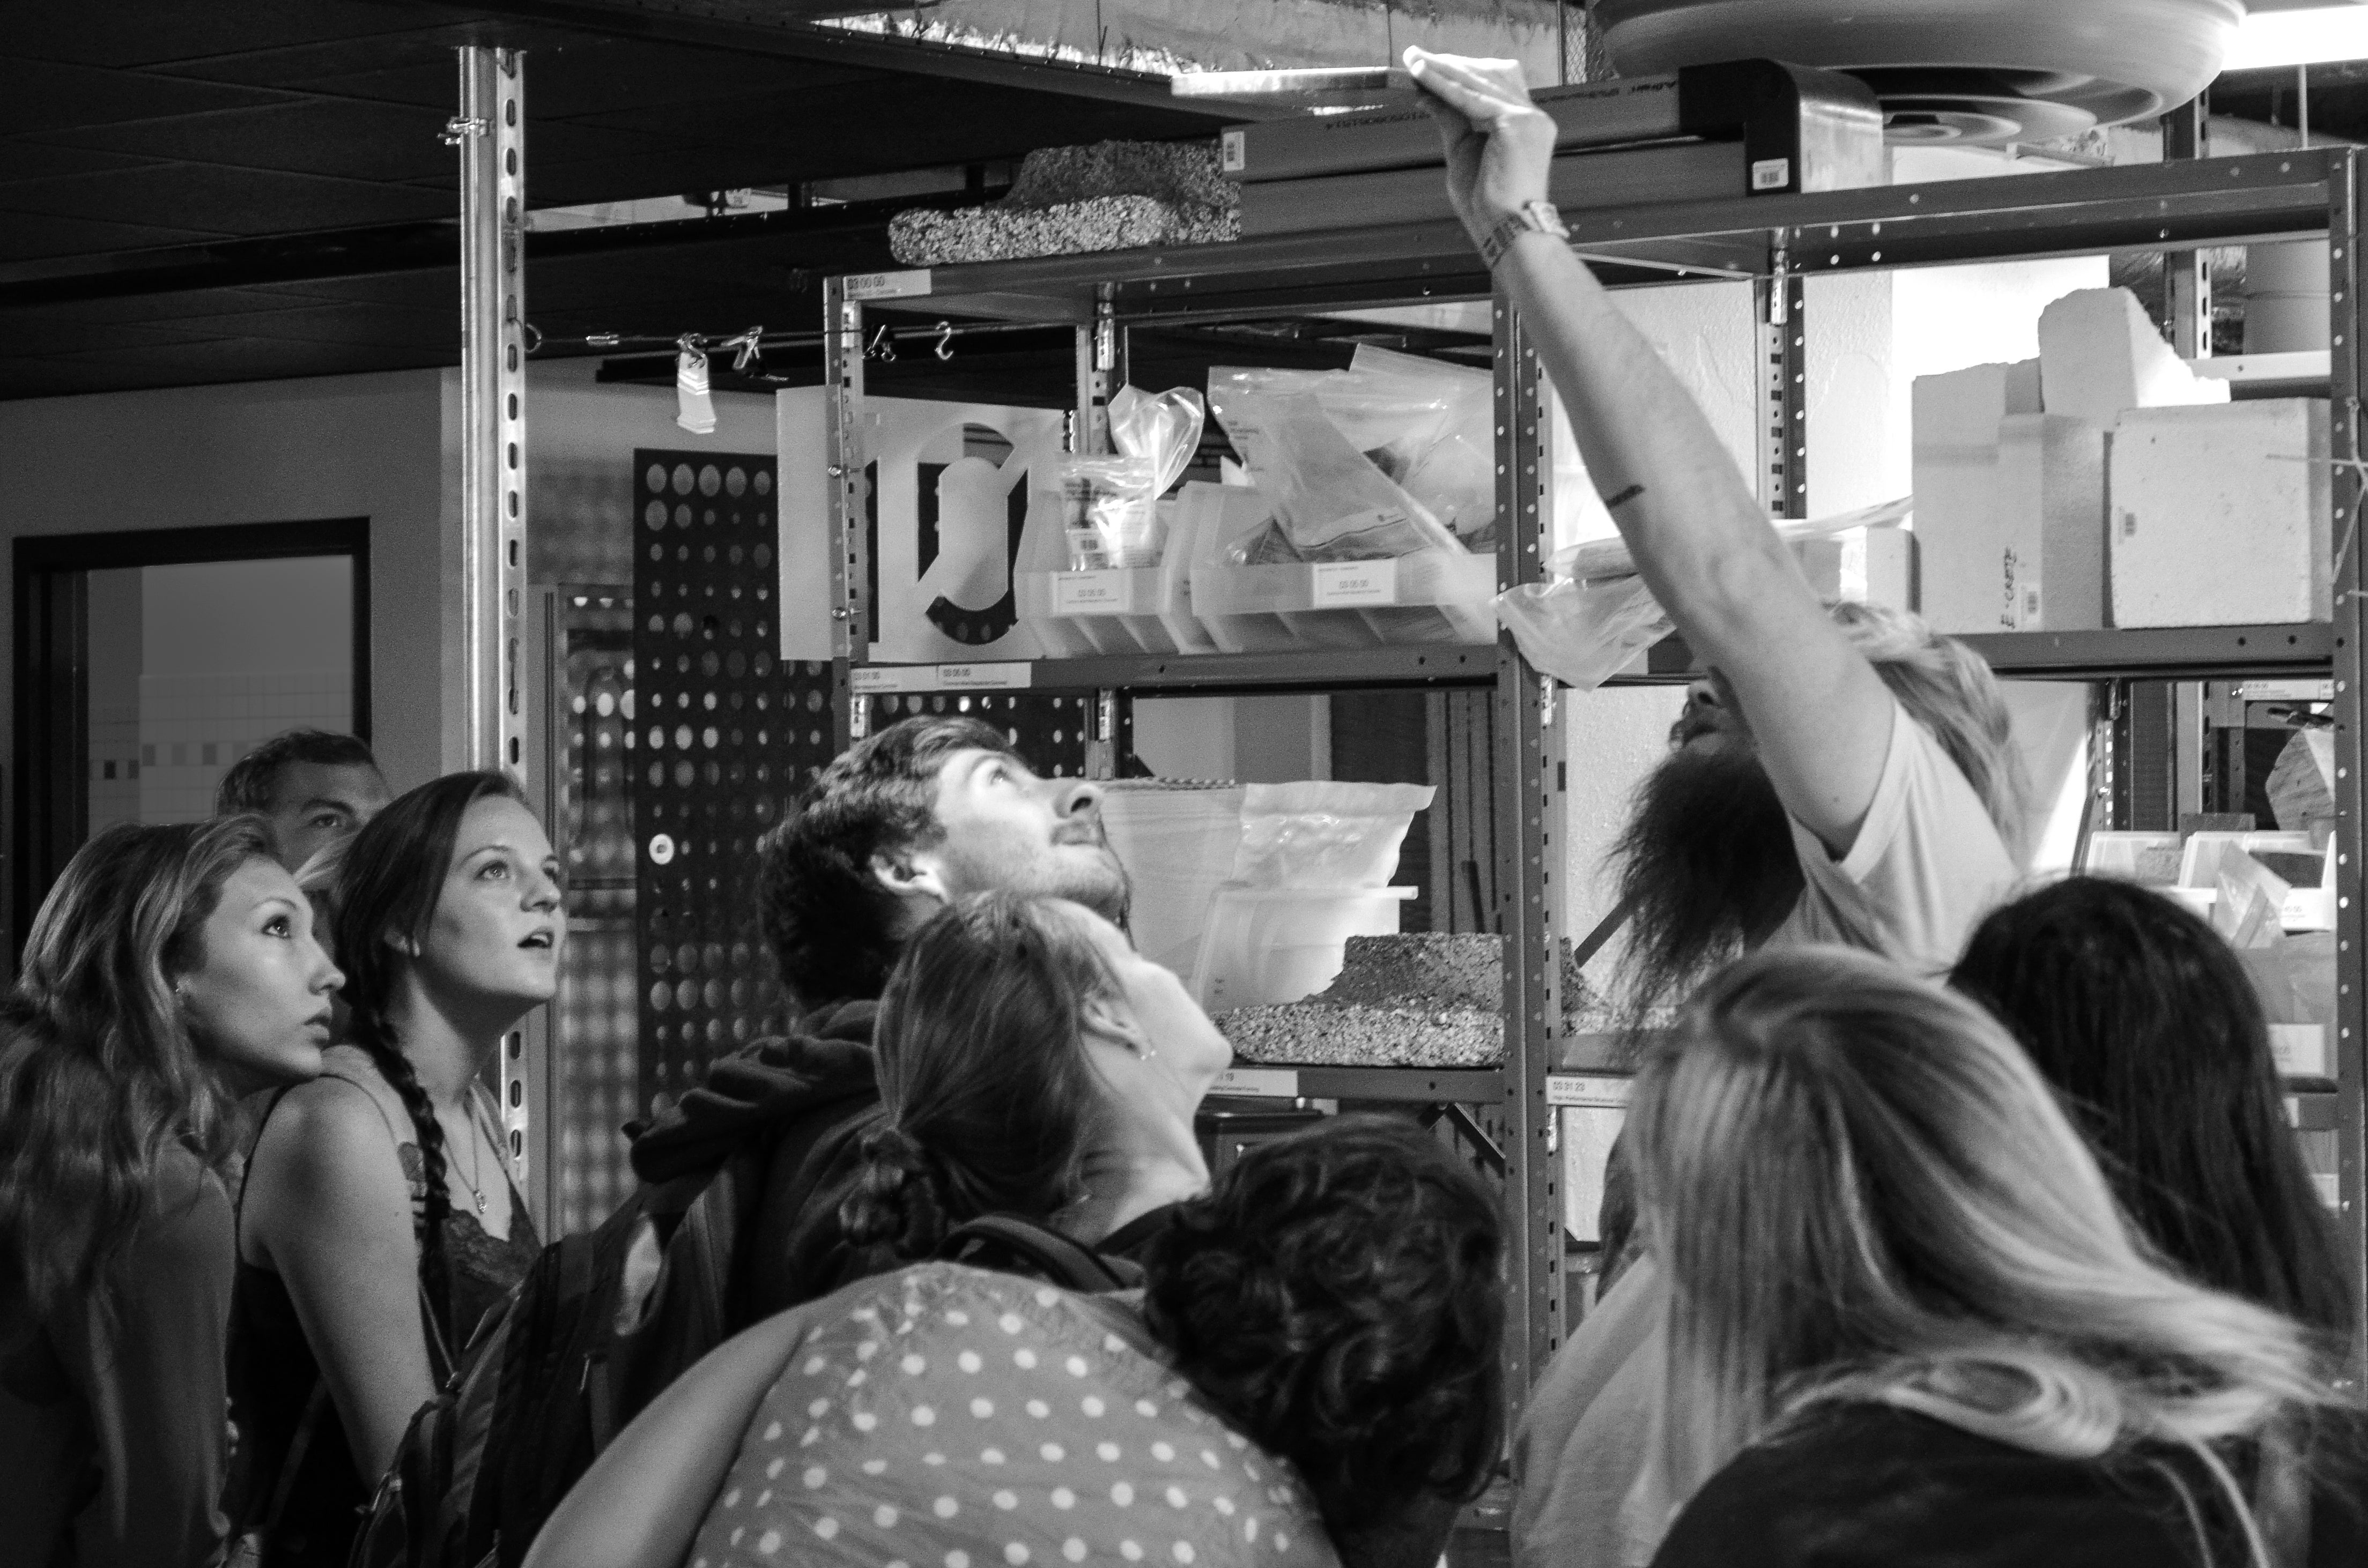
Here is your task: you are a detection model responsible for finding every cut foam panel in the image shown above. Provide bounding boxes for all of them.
[1911,359,2041,633]
[2039,287,2230,426]
[2108,399,2332,628]
[1996,413,2106,630]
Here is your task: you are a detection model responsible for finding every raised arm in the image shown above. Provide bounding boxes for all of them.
[521,1305,822,1568]
[244,1077,440,1482]
[1407,49,1897,853]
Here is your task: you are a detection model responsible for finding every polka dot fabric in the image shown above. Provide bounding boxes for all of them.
[686,1264,1337,1568]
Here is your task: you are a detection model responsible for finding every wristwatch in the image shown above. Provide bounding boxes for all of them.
[1479,200,1570,268]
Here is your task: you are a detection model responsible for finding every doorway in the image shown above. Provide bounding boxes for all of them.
[16,518,369,952]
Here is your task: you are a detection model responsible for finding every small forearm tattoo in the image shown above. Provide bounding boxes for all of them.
[1602,483,1647,510]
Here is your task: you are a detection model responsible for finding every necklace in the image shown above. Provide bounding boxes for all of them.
[449,1101,491,1216]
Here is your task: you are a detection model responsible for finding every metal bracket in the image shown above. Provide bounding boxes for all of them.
[441,115,487,146]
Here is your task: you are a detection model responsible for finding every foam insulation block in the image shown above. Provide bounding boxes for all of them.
[1795,527,1915,613]
[1912,359,2041,633]
[1996,413,2106,630]
[2108,399,2332,628]
[890,140,1239,265]
[2038,288,2229,426]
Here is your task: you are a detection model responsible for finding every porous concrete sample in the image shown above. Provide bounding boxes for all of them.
[1912,359,2041,634]
[890,140,1239,265]
[1216,933,1601,1068]
[1995,412,2106,630]
[2037,287,2229,426]
[2108,398,2330,628]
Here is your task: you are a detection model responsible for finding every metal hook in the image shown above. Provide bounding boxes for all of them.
[865,325,897,362]
[521,321,544,355]
[731,326,765,374]
[933,321,954,361]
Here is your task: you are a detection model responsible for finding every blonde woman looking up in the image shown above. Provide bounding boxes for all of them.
[0,818,341,1568]
[233,771,564,1567]
[1632,946,2362,1568]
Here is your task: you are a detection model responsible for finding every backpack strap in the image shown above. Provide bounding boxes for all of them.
[935,1214,1142,1294]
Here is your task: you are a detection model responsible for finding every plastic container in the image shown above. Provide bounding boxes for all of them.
[1193,548,1498,652]
[1190,885,1415,1010]
[1098,781,1246,980]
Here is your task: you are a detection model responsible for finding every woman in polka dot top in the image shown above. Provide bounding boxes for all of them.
[526,1123,1503,1568]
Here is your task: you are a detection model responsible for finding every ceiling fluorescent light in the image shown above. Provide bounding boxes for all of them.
[2222,4,2368,70]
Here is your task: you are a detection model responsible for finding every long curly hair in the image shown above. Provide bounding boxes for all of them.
[1143,1116,1506,1548]
[0,815,276,1322]
[331,770,526,1320]
[794,891,1111,1281]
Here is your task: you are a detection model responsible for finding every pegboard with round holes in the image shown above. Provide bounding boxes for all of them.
[862,689,1102,781]
[633,449,841,1118]
[553,588,639,1237]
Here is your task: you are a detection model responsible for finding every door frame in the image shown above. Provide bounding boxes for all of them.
[12,517,371,949]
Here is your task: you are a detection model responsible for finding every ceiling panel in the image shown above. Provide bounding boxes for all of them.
[0,160,456,233]
[0,210,231,263]
[0,56,301,135]
[0,0,454,70]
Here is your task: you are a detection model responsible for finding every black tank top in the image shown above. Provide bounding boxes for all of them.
[228,1073,539,1567]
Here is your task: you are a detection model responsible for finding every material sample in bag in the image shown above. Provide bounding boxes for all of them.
[889,141,1239,266]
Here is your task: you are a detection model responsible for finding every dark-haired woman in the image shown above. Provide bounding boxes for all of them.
[1952,875,2352,1339]
[527,1115,1504,1568]
[233,771,564,1565]
[1,817,342,1568]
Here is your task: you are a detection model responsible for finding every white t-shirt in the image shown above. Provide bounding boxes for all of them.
[1514,698,2021,1568]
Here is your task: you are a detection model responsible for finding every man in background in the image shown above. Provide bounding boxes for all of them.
[214,728,393,871]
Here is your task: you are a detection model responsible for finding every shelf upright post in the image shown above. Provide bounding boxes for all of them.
[2332,150,2367,1366]
[2163,97,2212,358]
[1080,286,1129,778]
[1755,233,1807,518]
[1493,286,1563,1414]
[827,274,869,751]
[454,44,536,1190]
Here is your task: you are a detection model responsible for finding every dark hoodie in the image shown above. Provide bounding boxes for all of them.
[626,998,885,1324]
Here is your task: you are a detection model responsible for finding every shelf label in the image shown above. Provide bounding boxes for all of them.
[845,269,931,302]
[1546,1073,1632,1108]
[1211,1067,1300,1098]
[1311,559,1397,608]
[1220,130,1246,174]
[1750,156,1790,191]
[853,665,933,694]
[937,662,1033,691]
[1053,571,1129,614]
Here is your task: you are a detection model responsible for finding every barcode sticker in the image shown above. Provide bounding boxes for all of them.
[1311,559,1397,607]
[1750,157,1790,191]
[1053,571,1128,613]
[1221,130,1246,174]
[845,269,933,302]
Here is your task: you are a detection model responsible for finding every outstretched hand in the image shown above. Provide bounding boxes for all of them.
[1403,47,1557,247]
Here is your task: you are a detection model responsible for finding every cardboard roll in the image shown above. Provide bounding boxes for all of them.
[1595,0,2242,144]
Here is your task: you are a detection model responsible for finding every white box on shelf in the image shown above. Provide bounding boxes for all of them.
[1014,485,1223,658]
[2108,399,2332,628]
[1793,526,1915,612]
[1193,549,1497,652]
[2038,287,2231,426]
[2271,1023,2332,1080]
[1912,359,2041,633]
[2084,829,2183,885]
[1995,412,2106,630]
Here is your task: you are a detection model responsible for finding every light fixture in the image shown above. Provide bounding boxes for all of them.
[2221,4,2368,70]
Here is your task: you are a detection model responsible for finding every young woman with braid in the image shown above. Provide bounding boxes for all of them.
[0,817,342,1568]
[233,771,565,1566]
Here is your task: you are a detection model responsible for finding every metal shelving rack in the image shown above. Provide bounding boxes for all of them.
[820,145,2368,1392]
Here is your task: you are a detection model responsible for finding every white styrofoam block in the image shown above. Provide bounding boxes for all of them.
[1912,359,2041,632]
[1996,413,2106,630]
[2108,399,2332,629]
[2038,287,2230,427]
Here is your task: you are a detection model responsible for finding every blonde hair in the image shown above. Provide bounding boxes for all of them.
[1632,946,2349,1567]
[1833,601,2028,858]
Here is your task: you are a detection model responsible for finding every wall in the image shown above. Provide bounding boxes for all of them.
[0,370,448,794]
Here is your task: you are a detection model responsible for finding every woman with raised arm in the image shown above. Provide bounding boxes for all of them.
[232,771,565,1566]
[1636,947,2362,1568]
[0,817,341,1568]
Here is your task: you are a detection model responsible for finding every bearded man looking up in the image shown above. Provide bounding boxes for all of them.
[1401,47,2031,1568]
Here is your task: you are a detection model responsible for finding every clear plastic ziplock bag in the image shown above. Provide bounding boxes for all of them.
[1060,384,1207,569]
[1494,574,1673,692]
[1231,781,1437,889]
[1208,367,1469,563]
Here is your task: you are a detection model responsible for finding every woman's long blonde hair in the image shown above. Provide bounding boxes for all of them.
[1632,946,2348,1565]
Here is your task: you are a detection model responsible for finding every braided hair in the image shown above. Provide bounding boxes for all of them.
[331,770,527,1331]
[791,892,1115,1284]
